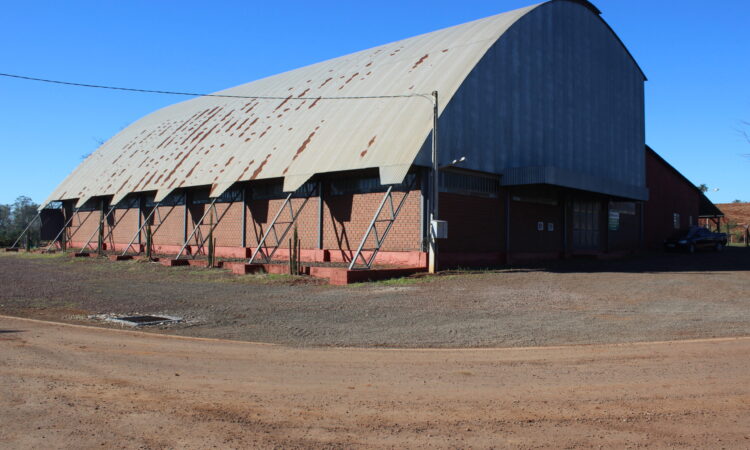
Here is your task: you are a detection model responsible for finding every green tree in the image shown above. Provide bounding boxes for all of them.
[0,196,41,247]
[0,204,11,245]
[698,184,709,193]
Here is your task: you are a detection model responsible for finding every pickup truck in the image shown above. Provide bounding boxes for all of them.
[664,226,728,253]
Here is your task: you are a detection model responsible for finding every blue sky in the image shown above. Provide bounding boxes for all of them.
[1,0,748,205]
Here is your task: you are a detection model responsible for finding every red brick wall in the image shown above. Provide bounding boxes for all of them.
[246,197,319,249]
[109,208,140,246]
[151,205,185,246]
[644,151,701,249]
[68,210,100,245]
[323,189,422,257]
[439,193,504,252]
[209,203,244,248]
[60,181,423,258]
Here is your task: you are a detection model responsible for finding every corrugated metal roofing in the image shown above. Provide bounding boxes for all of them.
[44,3,541,208]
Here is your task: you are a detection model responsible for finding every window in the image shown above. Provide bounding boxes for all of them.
[76,198,100,211]
[145,191,185,207]
[329,173,416,196]
[216,187,243,203]
[44,201,63,210]
[115,195,139,209]
[673,213,680,229]
[249,180,316,199]
[512,187,558,205]
[609,201,636,215]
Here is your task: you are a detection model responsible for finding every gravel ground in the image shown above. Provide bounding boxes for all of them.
[1,247,748,347]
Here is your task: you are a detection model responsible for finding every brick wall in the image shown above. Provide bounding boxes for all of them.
[245,197,319,249]
[323,189,422,257]
[109,208,140,247]
[151,205,185,246]
[643,150,701,249]
[439,192,504,253]
[207,202,244,248]
[59,179,423,259]
[68,210,100,245]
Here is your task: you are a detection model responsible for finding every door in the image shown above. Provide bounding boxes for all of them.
[572,200,601,250]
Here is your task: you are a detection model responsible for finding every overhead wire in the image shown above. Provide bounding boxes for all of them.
[0,72,431,101]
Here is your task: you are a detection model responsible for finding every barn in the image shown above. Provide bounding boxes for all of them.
[34,0,721,280]
[644,146,724,249]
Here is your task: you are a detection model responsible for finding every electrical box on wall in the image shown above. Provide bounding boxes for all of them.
[431,220,448,239]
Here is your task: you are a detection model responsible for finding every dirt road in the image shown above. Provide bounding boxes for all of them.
[2,315,748,448]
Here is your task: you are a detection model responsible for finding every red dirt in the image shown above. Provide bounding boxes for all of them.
[717,202,750,227]
[2,315,749,448]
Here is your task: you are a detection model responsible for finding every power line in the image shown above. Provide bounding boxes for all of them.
[0,72,429,101]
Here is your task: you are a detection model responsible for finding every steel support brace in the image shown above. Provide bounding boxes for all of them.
[120,201,179,256]
[45,207,94,252]
[174,197,237,260]
[348,183,413,270]
[174,197,218,260]
[80,204,117,252]
[249,184,317,264]
[10,211,42,249]
[97,205,138,252]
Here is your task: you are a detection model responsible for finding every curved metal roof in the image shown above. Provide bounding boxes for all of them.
[46,3,545,207]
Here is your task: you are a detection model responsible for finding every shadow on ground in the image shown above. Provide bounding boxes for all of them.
[439,246,750,275]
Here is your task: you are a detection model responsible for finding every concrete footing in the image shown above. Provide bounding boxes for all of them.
[62,252,426,285]
[223,261,423,284]
[72,252,95,258]
[159,259,189,267]
[108,255,133,261]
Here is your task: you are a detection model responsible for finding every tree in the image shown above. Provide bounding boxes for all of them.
[733,199,744,203]
[698,184,709,193]
[0,204,11,245]
[0,196,41,247]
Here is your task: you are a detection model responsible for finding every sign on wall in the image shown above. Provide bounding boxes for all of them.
[608,211,620,231]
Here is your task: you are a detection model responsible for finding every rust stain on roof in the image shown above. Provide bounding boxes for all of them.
[250,154,272,180]
[360,135,377,158]
[292,128,318,161]
[308,97,321,109]
[236,159,256,181]
[319,77,333,88]
[225,156,235,166]
[274,95,293,112]
[297,88,310,98]
[339,72,360,90]
[412,54,429,69]
[185,161,201,178]
[238,118,259,138]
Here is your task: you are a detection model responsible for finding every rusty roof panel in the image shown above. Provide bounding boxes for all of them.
[44,3,539,207]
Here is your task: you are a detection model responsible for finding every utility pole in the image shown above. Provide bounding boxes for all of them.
[429,90,439,274]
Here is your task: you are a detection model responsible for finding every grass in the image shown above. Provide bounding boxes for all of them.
[1,250,319,286]
[0,251,67,260]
